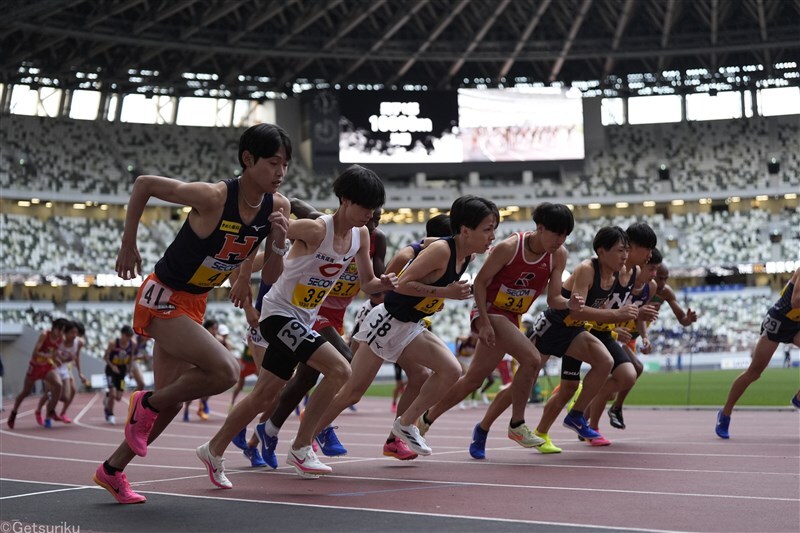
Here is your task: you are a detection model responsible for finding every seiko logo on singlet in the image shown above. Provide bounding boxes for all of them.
[219,220,242,233]
[514,272,537,287]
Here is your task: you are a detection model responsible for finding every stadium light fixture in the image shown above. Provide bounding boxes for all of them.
[643,201,656,207]
[671,200,685,206]
[615,202,629,208]
[784,193,797,200]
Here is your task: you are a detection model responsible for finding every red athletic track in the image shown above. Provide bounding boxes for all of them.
[1,392,798,532]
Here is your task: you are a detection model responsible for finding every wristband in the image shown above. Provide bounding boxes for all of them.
[271,239,290,256]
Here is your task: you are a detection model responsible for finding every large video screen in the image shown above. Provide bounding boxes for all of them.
[458,87,584,161]
[338,88,584,164]
[339,91,460,163]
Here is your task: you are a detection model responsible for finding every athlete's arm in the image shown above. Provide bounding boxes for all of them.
[355,227,398,294]
[260,195,290,285]
[790,268,800,309]
[74,340,87,383]
[289,197,324,220]
[372,229,387,276]
[546,247,583,311]
[117,176,225,279]
[662,285,698,326]
[395,240,470,300]
[568,262,638,323]
[285,217,326,256]
[103,341,119,373]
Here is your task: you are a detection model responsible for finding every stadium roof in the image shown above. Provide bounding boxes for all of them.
[2,0,799,99]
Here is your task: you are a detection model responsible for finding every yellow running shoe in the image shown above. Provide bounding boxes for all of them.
[534,431,562,454]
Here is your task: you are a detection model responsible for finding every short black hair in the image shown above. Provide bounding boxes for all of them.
[626,222,657,249]
[333,165,385,210]
[121,325,134,336]
[238,123,292,168]
[449,195,500,234]
[203,319,218,330]
[532,203,574,235]
[52,318,70,331]
[648,247,663,265]
[74,321,85,337]
[593,226,629,253]
[425,214,452,237]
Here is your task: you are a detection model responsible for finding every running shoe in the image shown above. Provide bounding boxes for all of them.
[93,465,146,504]
[587,431,611,446]
[562,412,601,440]
[255,422,279,469]
[508,423,546,448]
[608,406,626,429]
[392,418,432,456]
[231,427,248,450]
[201,398,210,414]
[7,410,17,429]
[286,444,332,479]
[35,411,44,426]
[196,442,232,489]
[50,412,64,422]
[348,404,357,412]
[792,395,800,410]
[315,426,347,457]
[469,423,488,460]
[197,407,209,421]
[44,418,52,428]
[383,438,418,461]
[533,431,562,454]
[60,413,73,424]
[243,446,267,467]
[106,415,116,425]
[416,410,431,436]
[125,391,158,457]
[715,409,730,439]
[390,403,397,413]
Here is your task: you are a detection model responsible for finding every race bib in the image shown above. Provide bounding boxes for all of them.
[138,278,174,310]
[187,256,239,288]
[291,273,335,309]
[365,309,393,346]
[492,284,535,312]
[414,296,444,314]
[276,319,319,352]
[329,264,361,297]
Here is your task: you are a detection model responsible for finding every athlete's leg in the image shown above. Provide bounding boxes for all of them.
[721,334,781,416]
[535,378,579,434]
[587,361,637,430]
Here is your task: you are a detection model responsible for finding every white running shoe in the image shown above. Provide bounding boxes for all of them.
[196,442,232,489]
[392,418,432,456]
[107,415,116,425]
[286,444,332,479]
[508,423,546,447]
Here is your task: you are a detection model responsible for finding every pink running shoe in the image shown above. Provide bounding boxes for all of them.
[60,413,73,424]
[125,391,158,457]
[93,465,146,504]
[35,412,44,426]
[588,433,611,447]
[383,438,418,461]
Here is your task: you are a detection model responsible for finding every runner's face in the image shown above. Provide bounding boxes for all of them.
[599,241,629,272]
[250,146,288,193]
[538,226,568,252]
[465,214,497,254]
[366,208,382,234]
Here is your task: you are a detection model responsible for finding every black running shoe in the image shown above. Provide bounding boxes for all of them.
[608,406,625,430]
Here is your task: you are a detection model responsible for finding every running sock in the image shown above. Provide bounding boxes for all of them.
[263,419,280,438]
[422,410,433,426]
[103,461,122,476]
[141,391,159,413]
[509,419,525,429]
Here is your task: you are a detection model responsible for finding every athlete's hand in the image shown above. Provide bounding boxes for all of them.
[640,337,653,354]
[478,322,496,347]
[380,273,398,289]
[229,275,252,309]
[638,304,659,322]
[681,308,698,326]
[444,280,472,300]
[268,207,288,244]
[615,304,639,322]
[244,305,260,329]
[116,241,142,280]
[568,293,585,312]
[614,327,632,343]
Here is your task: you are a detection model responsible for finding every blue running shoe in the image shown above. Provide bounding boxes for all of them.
[469,423,488,459]
[315,426,347,457]
[243,446,267,467]
[715,409,730,439]
[182,409,189,422]
[256,422,279,469]
[231,427,247,450]
[201,399,210,414]
[791,395,800,410]
[562,413,601,440]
